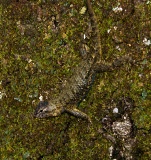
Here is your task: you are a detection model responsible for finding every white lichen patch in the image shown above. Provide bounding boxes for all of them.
[146,0,151,5]
[109,146,114,158]
[114,26,118,30]
[14,97,23,102]
[116,45,121,51]
[107,29,111,33]
[112,3,123,13]
[28,59,32,63]
[113,107,118,113]
[143,38,151,46]
[80,6,86,15]
[39,95,43,101]
[0,90,6,100]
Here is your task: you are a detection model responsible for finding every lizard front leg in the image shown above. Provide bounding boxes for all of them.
[65,107,92,123]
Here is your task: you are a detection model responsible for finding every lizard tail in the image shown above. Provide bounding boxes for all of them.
[86,0,102,61]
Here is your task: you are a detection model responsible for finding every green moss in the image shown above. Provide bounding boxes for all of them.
[0,0,151,159]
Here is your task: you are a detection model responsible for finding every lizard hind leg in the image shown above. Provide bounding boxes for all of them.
[65,107,92,123]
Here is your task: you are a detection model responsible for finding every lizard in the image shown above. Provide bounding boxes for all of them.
[34,0,103,122]
[34,0,142,122]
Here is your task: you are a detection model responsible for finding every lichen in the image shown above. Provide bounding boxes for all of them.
[0,0,150,159]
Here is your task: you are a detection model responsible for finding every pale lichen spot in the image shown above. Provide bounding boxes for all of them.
[39,95,43,101]
[0,90,6,100]
[112,3,123,13]
[107,29,111,33]
[143,38,151,46]
[113,107,118,113]
[116,45,121,51]
[80,6,86,15]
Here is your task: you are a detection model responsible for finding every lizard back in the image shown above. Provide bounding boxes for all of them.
[56,0,102,106]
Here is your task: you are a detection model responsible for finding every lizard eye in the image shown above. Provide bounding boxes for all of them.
[39,109,43,113]
[39,107,48,113]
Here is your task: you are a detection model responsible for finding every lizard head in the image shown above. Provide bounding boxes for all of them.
[34,101,50,118]
[34,101,63,118]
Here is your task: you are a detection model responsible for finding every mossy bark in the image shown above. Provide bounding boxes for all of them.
[0,0,150,159]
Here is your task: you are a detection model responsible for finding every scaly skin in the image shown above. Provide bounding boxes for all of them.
[34,0,143,122]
